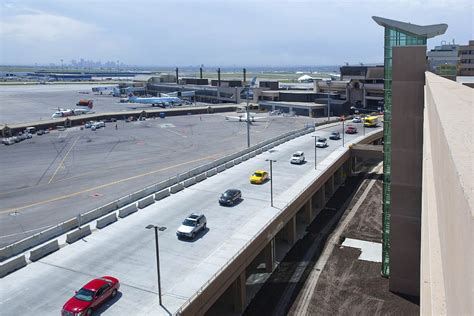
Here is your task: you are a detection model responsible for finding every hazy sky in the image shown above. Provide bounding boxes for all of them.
[0,0,472,66]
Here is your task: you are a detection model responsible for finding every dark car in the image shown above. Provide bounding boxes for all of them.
[345,126,358,134]
[62,276,120,316]
[219,189,242,206]
[329,132,341,140]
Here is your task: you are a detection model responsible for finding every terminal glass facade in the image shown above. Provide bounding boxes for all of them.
[382,28,426,277]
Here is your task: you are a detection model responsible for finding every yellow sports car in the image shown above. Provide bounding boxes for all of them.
[250,170,269,184]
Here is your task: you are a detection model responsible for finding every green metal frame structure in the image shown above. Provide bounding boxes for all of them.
[373,15,448,278]
[381,28,427,277]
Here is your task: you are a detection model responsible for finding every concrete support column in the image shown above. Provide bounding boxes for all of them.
[232,271,246,313]
[303,199,313,224]
[316,186,325,209]
[325,175,334,200]
[285,217,297,245]
[263,239,274,273]
[352,156,358,173]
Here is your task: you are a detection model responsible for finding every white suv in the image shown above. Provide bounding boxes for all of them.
[176,213,207,239]
[290,151,305,164]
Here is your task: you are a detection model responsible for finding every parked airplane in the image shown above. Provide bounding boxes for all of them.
[225,112,267,123]
[126,88,183,107]
[51,102,94,118]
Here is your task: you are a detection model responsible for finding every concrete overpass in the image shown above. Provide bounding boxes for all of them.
[0,123,382,315]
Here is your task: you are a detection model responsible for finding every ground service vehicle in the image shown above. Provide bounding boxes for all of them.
[62,276,120,316]
[290,151,305,164]
[177,213,207,239]
[250,170,269,184]
[219,189,242,206]
[363,116,379,127]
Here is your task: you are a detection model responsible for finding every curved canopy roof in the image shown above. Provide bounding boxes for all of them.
[372,16,447,38]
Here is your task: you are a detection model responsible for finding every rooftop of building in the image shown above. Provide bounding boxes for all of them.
[372,16,447,38]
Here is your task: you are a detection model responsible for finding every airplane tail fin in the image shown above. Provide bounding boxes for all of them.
[250,76,257,87]
[125,88,137,101]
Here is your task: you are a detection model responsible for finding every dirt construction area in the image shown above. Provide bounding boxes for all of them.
[243,160,420,316]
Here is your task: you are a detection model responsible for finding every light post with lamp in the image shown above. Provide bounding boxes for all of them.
[265,159,276,207]
[145,225,167,306]
[311,135,318,170]
[326,79,332,121]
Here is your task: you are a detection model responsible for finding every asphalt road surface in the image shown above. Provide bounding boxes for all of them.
[0,121,379,315]
[0,113,333,247]
[0,84,175,125]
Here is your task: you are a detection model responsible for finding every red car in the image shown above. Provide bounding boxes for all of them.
[62,276,120,316]
[345,126,358,134]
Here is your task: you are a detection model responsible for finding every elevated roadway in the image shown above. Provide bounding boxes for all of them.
[0,123,382,315]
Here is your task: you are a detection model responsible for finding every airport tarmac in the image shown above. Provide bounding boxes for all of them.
[0,84,180,125]
[0,113,327,247]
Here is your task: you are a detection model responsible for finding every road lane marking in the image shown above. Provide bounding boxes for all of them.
[0,152,225,214]
[47,136,80,184]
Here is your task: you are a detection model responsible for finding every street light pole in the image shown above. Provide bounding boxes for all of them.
[266,159,276,207]
[311,135,318,170]
[246,87,250,148]
[145,225,167,306]
[342,119,345,147]
[326,80,332,121]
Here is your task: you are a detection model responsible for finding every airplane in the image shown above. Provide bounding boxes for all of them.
[225,77,264,123]
[126,88,184,107]
[51,102,94,118]
[225,112,267,123]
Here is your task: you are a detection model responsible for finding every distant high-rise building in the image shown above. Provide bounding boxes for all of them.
[426,42,459,79]
[458,40,474,76]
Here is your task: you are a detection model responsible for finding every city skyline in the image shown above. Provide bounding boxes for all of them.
[1,0,472,66]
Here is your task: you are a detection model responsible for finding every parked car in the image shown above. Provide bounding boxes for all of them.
[345,126,358,134]
[250,170,269,184]
[352,116,362,123]
[62,276,120,316]
[37,130,45,135]
[290,151,305,164]
[219,189,242,206]
[2,138,15,145]
[316,137,328,148]
[329,132,341,140]
[176,213,207,239]
[84,122,93,128]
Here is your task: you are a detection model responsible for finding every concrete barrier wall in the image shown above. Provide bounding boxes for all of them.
[131,189,149,202]
[183,178,196,188]
[66,226,92,244]
[155,189,170,201]
[118,204,138,218]
[168,176,179,187]
[206,169,217,177]
[29,240,59,262]
[178,172,191,182]
[155,180,171,192]
[96,213,118,229]
[170,183,184,194]
[0,217,79,262]
[0,125,315,263]
[137,196,155,209]
[0,256,27,278]
[195,173,207,182]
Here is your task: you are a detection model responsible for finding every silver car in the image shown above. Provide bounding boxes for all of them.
[176,213,207,239]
